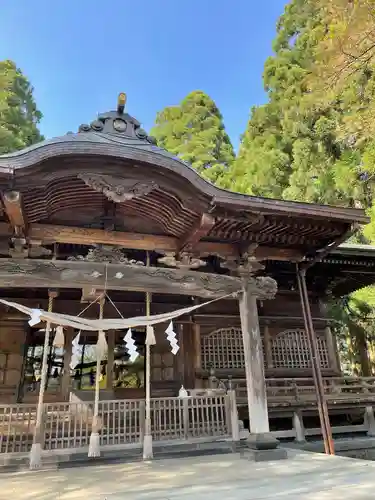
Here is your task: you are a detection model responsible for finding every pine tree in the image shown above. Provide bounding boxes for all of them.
[151,91,235,185]
[0,60,43,154]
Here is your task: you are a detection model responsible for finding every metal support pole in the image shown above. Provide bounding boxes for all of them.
[296,266,334,455]
[143,251,153,459]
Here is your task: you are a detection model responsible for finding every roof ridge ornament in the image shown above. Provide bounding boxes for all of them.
[117,92,127,115]
[77,92,157,145]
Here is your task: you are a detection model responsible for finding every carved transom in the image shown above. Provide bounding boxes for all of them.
[78,173,158,203]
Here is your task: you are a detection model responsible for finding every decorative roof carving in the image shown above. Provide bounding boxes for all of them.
[247,276,277,300]
[68,245,144,265]
[77,173,158,203]
[222,244,265,276]
[77,93,157,146]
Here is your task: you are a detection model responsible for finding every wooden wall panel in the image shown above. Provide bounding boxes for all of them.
[150,324,179,397]
[261,291,322,319]
[0,319,27,402]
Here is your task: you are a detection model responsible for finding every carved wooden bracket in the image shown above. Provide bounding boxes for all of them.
[178,213,215,254]
[157,252,206,270]
[80,286,105,303]
[9,238,51,259]
[222,244,265,276]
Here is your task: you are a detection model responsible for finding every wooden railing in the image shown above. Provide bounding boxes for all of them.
[231,377,375,405]
[0,394,233,455]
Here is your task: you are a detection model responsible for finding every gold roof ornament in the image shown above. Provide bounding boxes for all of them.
[117,92,127,114]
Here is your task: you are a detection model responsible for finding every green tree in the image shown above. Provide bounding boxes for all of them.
[151,90,235,185]
[228,0,375,373]
[0,59,43,154]
[229,0,351,205]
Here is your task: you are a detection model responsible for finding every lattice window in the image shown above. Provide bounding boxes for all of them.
[271,329,329,369]
[201,327,265,370]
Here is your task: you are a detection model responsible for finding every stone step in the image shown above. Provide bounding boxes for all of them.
[0,439,238,473]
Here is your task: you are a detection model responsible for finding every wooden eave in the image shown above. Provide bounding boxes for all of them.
[0,114,368,258]
[265,244,375,296]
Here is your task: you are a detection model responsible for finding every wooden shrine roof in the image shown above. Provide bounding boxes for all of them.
[0,97,368,264]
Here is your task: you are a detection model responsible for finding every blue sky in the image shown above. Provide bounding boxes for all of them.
[0,1,286,149]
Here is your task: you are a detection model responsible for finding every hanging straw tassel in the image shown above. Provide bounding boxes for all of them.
[52,325,65,348]
[70,331,81,370]
[146,325,156,346]
[30,291,55,469]
[88,295,105,458]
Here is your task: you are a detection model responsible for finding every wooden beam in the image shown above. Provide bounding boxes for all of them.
[178,214,215,254]
[254,246,303,262]
[1,191,26,236]
[0,222,303,261]
[24,223,303,261]
[29,224,177,251]
[0,258,243,298]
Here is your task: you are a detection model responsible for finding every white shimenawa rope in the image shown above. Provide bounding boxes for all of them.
[0,293,236,332]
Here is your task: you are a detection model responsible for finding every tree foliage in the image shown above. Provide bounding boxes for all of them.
[151,91,235,185]
[225,0,375,374]
[230,1,359,205]
[0,59,43,154]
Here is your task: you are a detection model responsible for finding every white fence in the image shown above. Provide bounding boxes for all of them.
[0,394,234,456]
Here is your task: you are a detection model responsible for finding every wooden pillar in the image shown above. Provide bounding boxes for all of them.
[319,300,340,372]
[193,321,202,388]
[176,323,185,385]
[177,323,195,389]
[263,322,273,369]
[106,330,115,389]
[61,328,74,398]
[365,406,375,436]
[239,283,283,456]
[293,411,306,443]
[239,288,269,434]
[324,325,341,373]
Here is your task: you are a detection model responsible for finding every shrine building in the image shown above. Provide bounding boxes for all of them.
[0,94,375,462]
